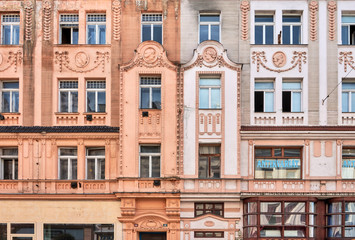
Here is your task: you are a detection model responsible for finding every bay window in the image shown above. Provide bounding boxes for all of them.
[327,200,355,238]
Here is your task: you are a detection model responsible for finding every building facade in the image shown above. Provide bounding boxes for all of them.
[0,0,355,240]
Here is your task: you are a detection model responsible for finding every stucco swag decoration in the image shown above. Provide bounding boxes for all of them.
[339,52,355,72]
[55,51,110,73]
[120,41,177,71]
[252,51,307,73]
[0,51,22,73]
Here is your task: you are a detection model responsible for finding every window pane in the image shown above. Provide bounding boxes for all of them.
[283,82,301,90]
[60,92,68,112]
[211,88,221,108]
[211,156,220,178]
[12,91,19,112]
[293,26,301,44]
[3,26,11,44]
[140,146,160,153]
[2,92,10,112]
[59,159,68,179]
[246,227,257,238]
[211,25,219,41]
[265,26,274,44]
[283,16,301,22]
[198,156,208,178]
[151,156,160,177]
[282,25,290,44]
[284,148,301,157]
[99,25,106,44]
[153,24,162,44]
[284,229,305,237]
[11,224,35,234]
[255,82,274,90]
[142,25,151,41]
[87,25,96,44]
[260,215,282,225]
[285,202,305,212]
[200,25,208,43]
[255,148,271,157]
[13,25,19,45]
[328,227,342,237]
[71,159,77,180]
[60,148,77,156]
[343,92,350,112]
[342,16,355,23]
[152,88,161,109]
[329,202,342,213]
[255,26,263,44]
[351,92,355,112]
[87,159,95,179]
[200,15,220,22]
[265,92,274,112]
[343,25,349,45]
[199,146,220,154]
[292,92,301,112]
[345,227,355,237]
[98,158,105,179]
[0,223,6,240]
[345,214,355,225]
[140,88,150,108]
[261,202,281,212]
[71,91,78,112]
[247,215,257,225]
[255,15,273,22]
[72,28,78,44]
[346,202,355,212]
[261,229,281,238]
[98,91,106,112]
[87,92,96,112]
[140,156,149,178]
[200,79,220,86]
[285,214,306,225]
[199,88,209,108]
[328,215,342,225]
[254,91,264,112]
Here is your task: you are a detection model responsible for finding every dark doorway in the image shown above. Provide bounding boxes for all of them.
[139,232,166,240]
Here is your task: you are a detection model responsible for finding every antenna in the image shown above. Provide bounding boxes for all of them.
[322,67,354,105]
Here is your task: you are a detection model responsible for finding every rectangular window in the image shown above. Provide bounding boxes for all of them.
[86,81,106,112]
[59,81,78,113]
[194,231,224,238]
[141,14,162,44]
[0,148,18,180]
[199,14,220,43]
[43,224,114,240]
[1,81,19,113]
[198,145,221,179]
[87,14,106,44]
[139,145,160,178]
[282,81,302,112]
[199,78,221,109]
[255,147,301,179]
[342,82,355,112]
[255,81,274,112]
[282,15,301,44]
[1,14,20,45]
[0,223,6,240]
[327,201,355,238]
[58,148,77,180]
[86,148,105,180]
[342,148,355,179]
[60,14,79,44]
[342,15,355,45]
[195,203,224,217]
[140,77,161,109]
[255,15,274,44]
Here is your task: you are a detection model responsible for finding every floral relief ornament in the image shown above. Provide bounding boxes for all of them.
[252,51,307,73]
[0,51,22,73]
[339,52,355,72]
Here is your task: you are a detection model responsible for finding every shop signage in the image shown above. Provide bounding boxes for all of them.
[256,159,300,168]
[343,160,355,167]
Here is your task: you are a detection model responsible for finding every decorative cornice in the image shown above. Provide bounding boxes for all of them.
[309,1,318,41]
[55,51,109,73]
[251,51,307,73]
[112,0,121,41]
[240,0,250,41]
[339,51,355,72]
[0,51,22,73]
[42,0,52,41]
[328,1,337,41]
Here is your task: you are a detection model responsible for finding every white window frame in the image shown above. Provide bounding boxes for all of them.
[199,78,221,109]
[58,148,77,180]
[198,13,221,43]
[141,13,163,44]
[254,81,275,112]
[139,76,161,109]
[59,14,79,44]
[282,80,302,112]
[139,145,161,178]
[0,81,19,113]
[341,14,355,45]
[254,14,274,44]
[86,14,106,44]
[342,82,355,113]
[86,80,106,112]
[1,14,20,45]
[86,147,105,180]
[282,14,302,44]
[0,148,18,180]
[58,80,78,113]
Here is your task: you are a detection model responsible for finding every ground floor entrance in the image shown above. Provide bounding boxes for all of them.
[139,232,166,240]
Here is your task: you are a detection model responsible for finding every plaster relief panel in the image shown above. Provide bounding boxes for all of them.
[0,50,22,73]
[139,110,161,137]
[199,110,222,137]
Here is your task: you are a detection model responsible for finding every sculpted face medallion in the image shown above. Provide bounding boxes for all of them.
[203,47,217,63]
[75,52,89,68]
[272,51,287,68]
[143,47,158,63]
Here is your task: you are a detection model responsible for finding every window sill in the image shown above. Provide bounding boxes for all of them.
[199,108,222,110]
[251,44,308,46]
[55,112,80,115]
[139,108,161,110]
[254,111,276,113]
[83,112,107,115]
[54,44,111,47]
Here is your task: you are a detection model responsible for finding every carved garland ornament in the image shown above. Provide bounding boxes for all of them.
[252,51,307,73]
[309,1,318,41]
[24,0,34,41]
[112,0,121,41]
[328,1,336,41]
[55,51,109,73]
[339,52,355,72]
[43,0,52,41]
[0,51,22,73]
[240,0,250,41]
